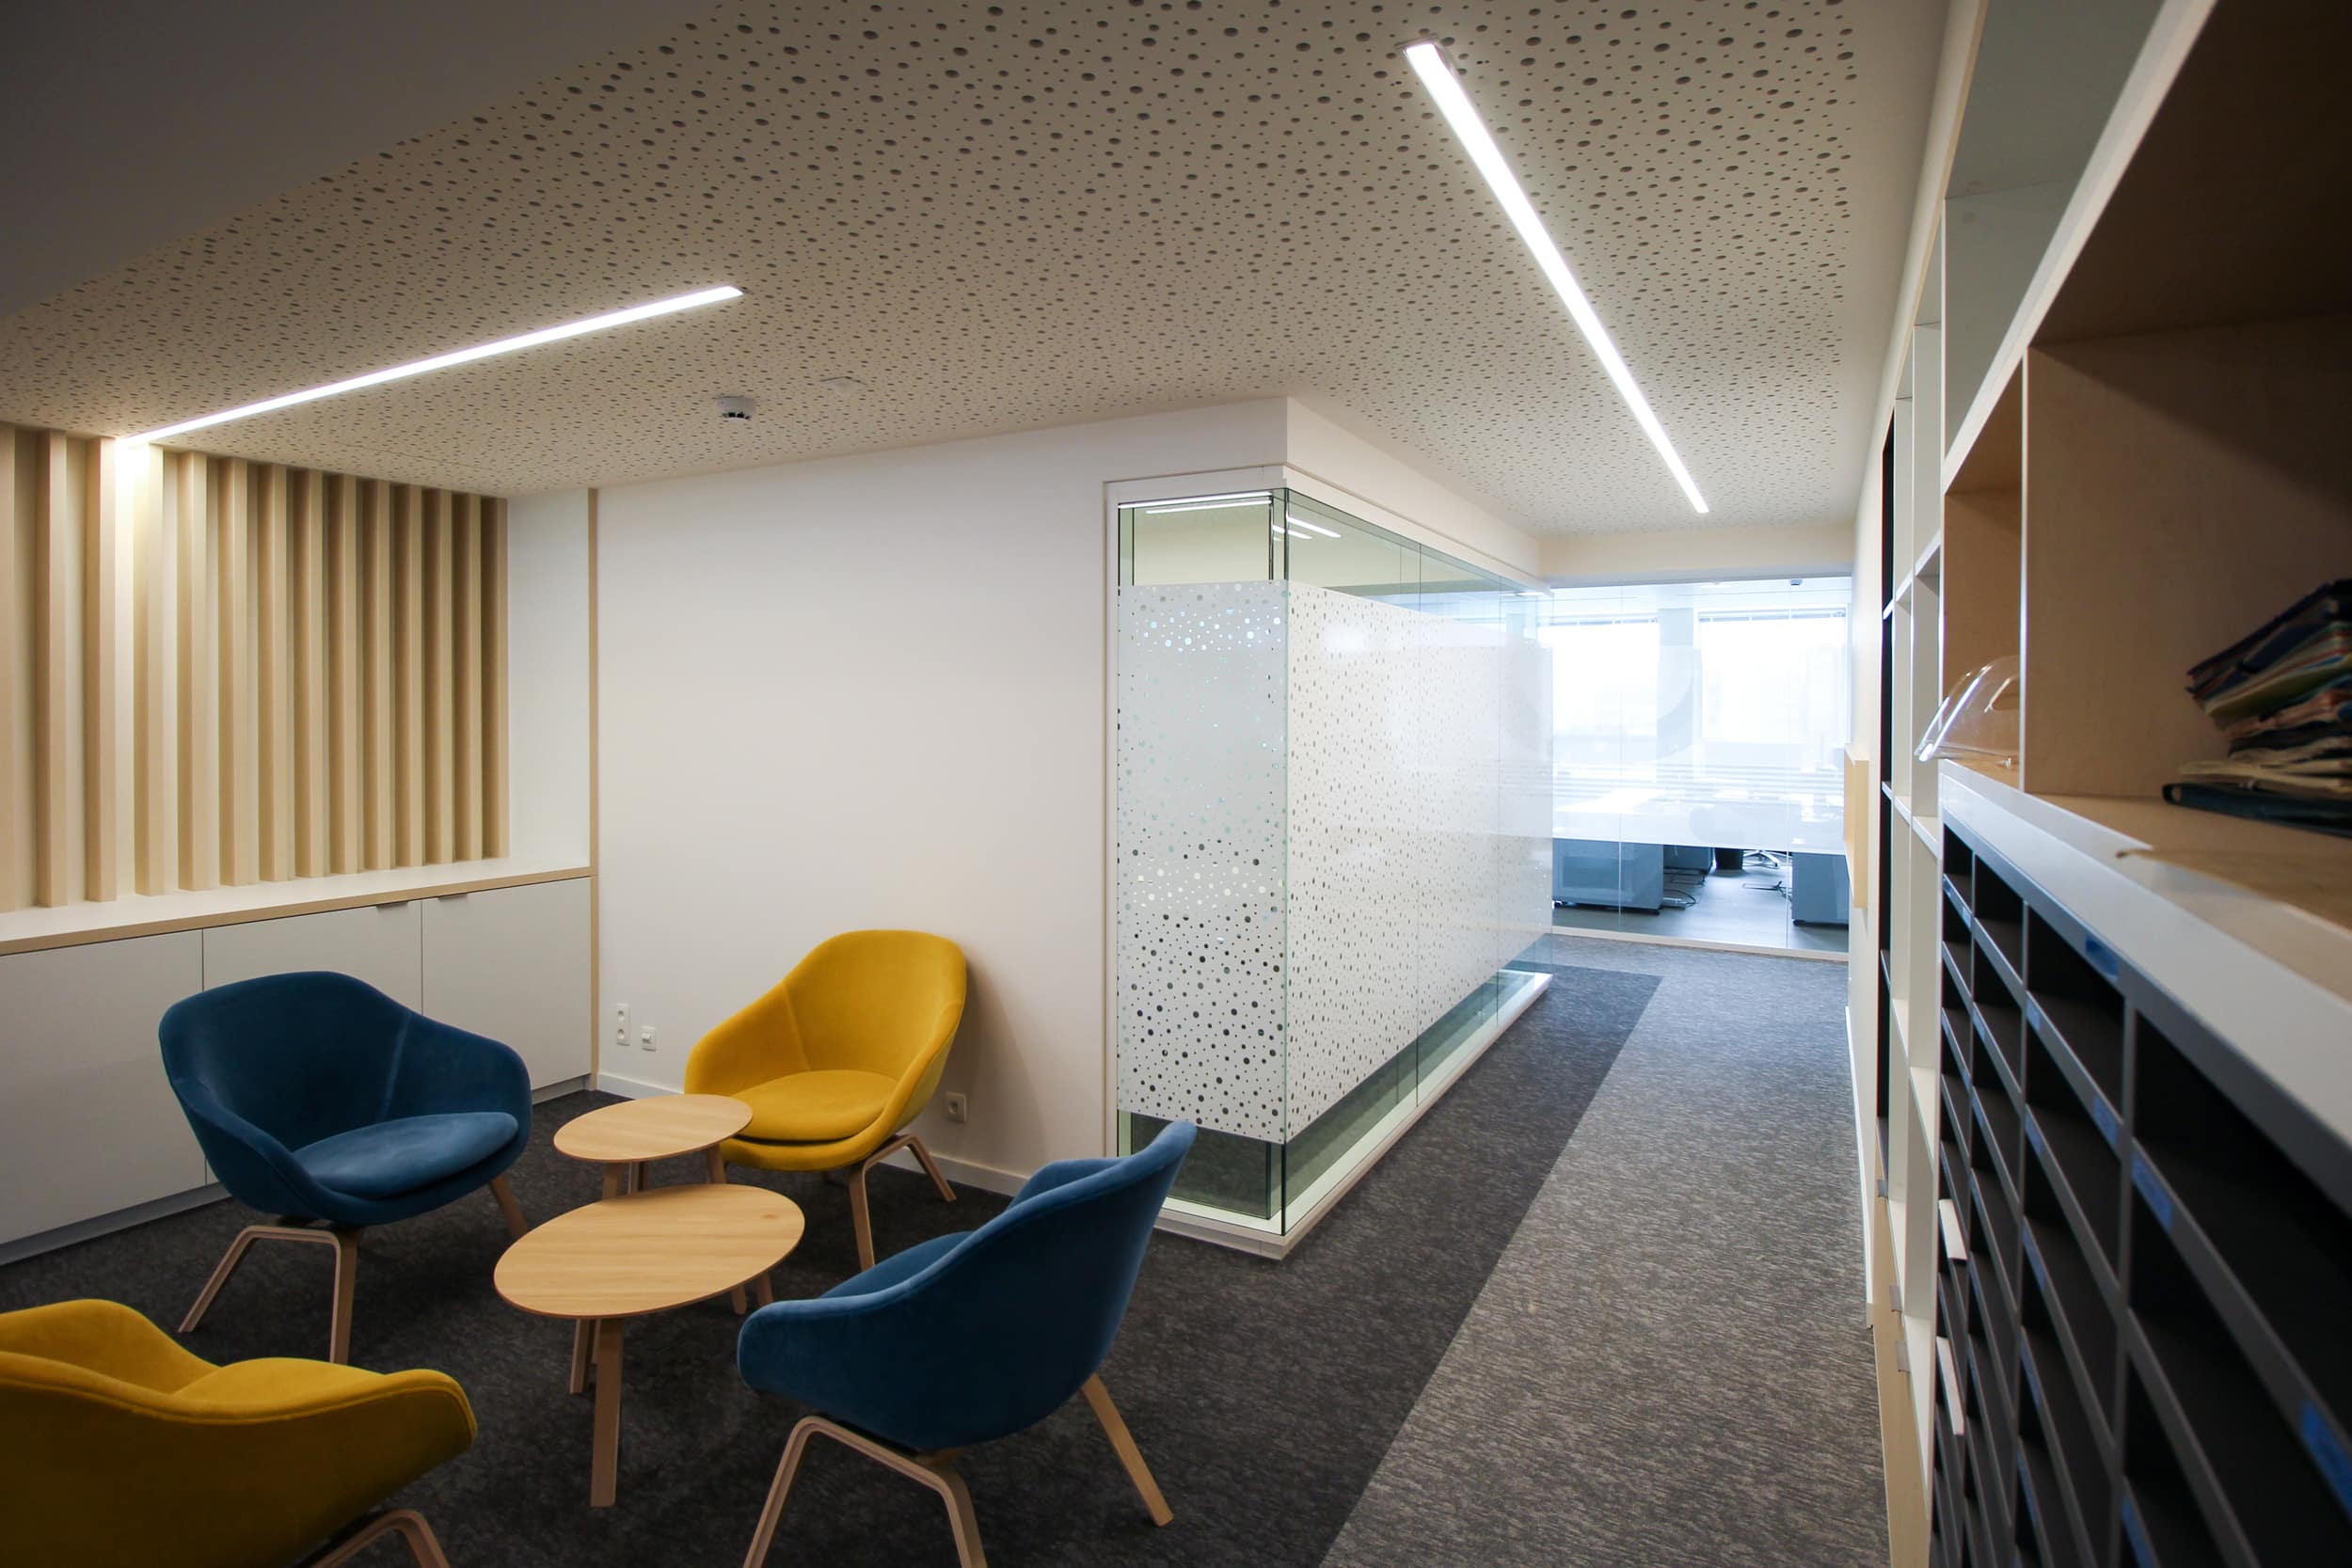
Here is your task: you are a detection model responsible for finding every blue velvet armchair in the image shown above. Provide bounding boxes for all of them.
[735,1119,1197,1568]
[160,971,533,1363]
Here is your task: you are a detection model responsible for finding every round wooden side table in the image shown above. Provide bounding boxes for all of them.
[495,1183,804,1507]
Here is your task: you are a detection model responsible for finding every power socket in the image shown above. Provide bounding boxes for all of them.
[613,1003,629,1044]
[944,1092,968,1123]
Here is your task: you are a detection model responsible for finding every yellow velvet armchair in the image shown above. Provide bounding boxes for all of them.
[685,929,967,1268]
[0,1298,475,1568]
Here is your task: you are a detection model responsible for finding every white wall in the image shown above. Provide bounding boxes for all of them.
[1283,402,1539,581]
[506,490,594,865]
[1539,520,1855,585]
[595,402,1294,1179]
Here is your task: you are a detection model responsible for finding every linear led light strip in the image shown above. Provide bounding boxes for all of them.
[130,285,744,443]
[1404,42,1708,515]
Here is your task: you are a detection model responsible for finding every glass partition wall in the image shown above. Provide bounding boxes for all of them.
[1114,488,1552,1236]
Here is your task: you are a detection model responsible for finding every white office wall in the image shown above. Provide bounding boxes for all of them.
[595,401,1294,1179]
[1540,520,1855,585]
[507,490,593,864]
[1282,402,1539,581]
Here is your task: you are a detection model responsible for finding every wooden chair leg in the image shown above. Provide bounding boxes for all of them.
[902,1133,958,1204]
[327,1228,359,1364]
[740,1415,823,1568]
[1081,1375,1173,1526]
[489,1174,528,1240]
[303,1507,452,1568]
[183,1223,362,1364]
[769,1418,989,1568]
[847,1163,877,1271]
[569,1319,596,1394]
[925,1458,989,1568]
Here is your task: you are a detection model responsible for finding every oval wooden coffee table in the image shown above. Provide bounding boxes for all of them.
[554,1092,752,1196]
[495,1183,804,1506]
[554,1093,759,1338]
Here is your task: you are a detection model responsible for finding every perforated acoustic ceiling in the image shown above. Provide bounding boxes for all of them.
[0,0,1936,533]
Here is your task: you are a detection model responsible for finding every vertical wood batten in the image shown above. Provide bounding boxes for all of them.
[292,470,328,877]
[256,464,295,880]
[0,430,32,911]
[92,439,136,903]
[215,458,258,885]
[134,443,177,893]
[175,453,217,891]
[364,478,395,869]
[326,474,362,872]
[483,500,510,856]
[453,493,484,861]
[39,433,87,907]
[395,483,425,866]
[423,489,455,863]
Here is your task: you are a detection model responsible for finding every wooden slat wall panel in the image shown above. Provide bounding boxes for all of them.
[132,441,175,895]
[291,470,327,878]
[215,458,258,886]
[395,484,425,867]
[0,421,510,911]
[454,493,484,862]
[482,499,509,856]
[326,474,361,873]
[0,430,34,911]
[39,433,87,907]
[256,463,294,881]
[364,478,395,869]
[423,489,455,864]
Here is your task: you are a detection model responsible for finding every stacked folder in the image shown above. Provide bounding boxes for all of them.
[2169,580,2352,835]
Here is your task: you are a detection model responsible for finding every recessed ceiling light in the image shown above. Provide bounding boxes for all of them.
[1403,42,1708,515]
[130,285,744,444]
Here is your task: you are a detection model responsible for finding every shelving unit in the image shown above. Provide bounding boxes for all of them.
[1854,2,2352,1563]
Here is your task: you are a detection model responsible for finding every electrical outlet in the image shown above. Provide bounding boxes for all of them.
[638,1026,657,1052]
[613,1003,629,1042]
[944,1092,967,1123]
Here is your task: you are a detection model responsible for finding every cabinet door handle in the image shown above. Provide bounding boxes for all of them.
[374,898,413,911]
[1938,1197,1968,1263]
[1935,1336,1965,1439]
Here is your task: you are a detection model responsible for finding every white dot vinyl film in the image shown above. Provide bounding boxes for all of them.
[1114,578,1552,1143]
[0,0,1904,533]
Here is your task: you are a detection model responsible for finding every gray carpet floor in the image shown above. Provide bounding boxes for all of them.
[1325,934,1885,1567]
[0,962,1659,1568]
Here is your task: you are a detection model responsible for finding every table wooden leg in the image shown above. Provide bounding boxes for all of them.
[755,1271,775,1307]
[569,1320,596,1394]
[631,1161,647,1192]
[601,1165,626,1201]
[590,1318,624,1507]
[708,1148,749,1314]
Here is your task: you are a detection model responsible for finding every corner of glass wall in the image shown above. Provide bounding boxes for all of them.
[1114,485,1553,1241]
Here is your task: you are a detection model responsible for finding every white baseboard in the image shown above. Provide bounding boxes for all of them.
[880,1146,1029,1199]
[592,1069,677,1100]
[0,1182,225,1267]
[533,1074,592,1103]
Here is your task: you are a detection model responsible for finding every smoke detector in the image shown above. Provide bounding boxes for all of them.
[714,395,755,423]
[818,376,866,395]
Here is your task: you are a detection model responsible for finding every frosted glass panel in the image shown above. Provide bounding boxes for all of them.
[1112,487,1549,1230]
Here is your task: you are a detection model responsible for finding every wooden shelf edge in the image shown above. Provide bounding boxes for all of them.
[0,861,594,957]
[1940,762,2352,1152]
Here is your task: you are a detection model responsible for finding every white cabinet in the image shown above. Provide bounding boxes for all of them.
[421,879,591,1089]
[200,901,423,1005]
[0,933,206,1248]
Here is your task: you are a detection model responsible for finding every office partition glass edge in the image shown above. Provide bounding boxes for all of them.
[1115,487,1547,1234]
